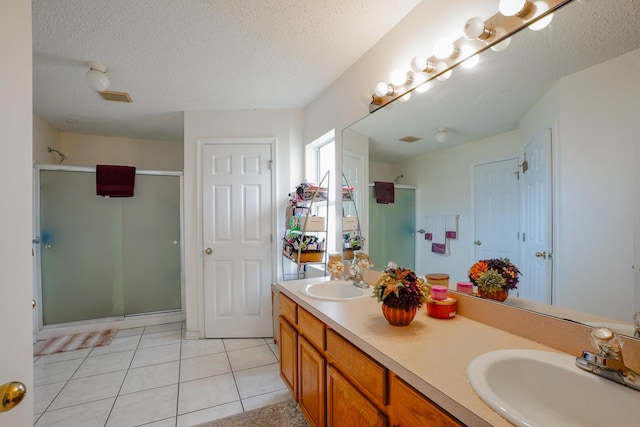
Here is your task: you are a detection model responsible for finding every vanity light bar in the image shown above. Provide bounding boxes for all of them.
[367,0,574,113]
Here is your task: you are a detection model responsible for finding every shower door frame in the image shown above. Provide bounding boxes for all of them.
[33,164,186,340]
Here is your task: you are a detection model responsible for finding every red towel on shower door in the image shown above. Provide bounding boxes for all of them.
[374,181,395,204]
[96,164,136,197]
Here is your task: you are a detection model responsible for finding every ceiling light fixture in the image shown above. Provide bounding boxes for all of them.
[435,127,448,143]
[85,61,110,92]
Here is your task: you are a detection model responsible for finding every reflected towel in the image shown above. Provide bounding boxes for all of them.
[432,243,447,255]
[374,181,395,204]
[96,164,136,197]
[445,215,458,239]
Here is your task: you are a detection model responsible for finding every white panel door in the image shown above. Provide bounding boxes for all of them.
[202,141,273,338]
[343,151,364,219]
[474,159,520,263]
[521,129,553,303]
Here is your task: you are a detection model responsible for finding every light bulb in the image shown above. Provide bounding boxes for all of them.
[85,62,110,92]
[390,69,411,87]
[435,62,452,81]
[499,0,528,16]
[433,38,458,59]
[410,56,435,74]
[398,91,411,103]
[374,82,392,97]
[461,51,480,69]
[415,81,432,94]
[490,27,512,52]
[464,17,492,40]
[529,1,553,30]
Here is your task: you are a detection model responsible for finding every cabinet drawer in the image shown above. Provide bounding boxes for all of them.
[326,329,387,406]
[298,307,325,351]
[391,375,462,427]
[279,292,297,326]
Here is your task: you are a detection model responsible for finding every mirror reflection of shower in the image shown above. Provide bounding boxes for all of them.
[48,147,68,163]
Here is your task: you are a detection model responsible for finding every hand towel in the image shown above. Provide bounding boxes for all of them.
[96,164,136,197]
[445,215,458,239]
[374,181,394,204]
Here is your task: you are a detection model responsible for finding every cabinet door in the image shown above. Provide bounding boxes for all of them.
[279,317,298,400]
[299,336,326,427]
[327,365,387,427]
[391,375,462,427]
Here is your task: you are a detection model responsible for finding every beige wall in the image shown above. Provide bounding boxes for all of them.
[33,114,61,164]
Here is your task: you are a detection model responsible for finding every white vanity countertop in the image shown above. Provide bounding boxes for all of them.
[275,277,564,427]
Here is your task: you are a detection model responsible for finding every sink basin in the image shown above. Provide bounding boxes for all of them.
[300,280,372,301]
[467,349,640,427]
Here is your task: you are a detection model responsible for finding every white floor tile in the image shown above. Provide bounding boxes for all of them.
[33,381,66,414]
[176,401,243,427]
[34,348,92,365]
[144,418,178,427]
[268,342,280,360]
[72,350,135,378]
[223,337,269,351]
[178,373,239,415]
[120,360,180,395]
[181,338,225,359]
[145,322,183,334]
[49,370,126,410]
[106,384,178,427]
[242,388,292,411]
[88,335,140,356]
[180,352,231,382]
[130,343,181,368]
[228,344,278,371]
[34,358,83,386]
[139,330,182,349]
[34,398,115,427]
[234,363,286,399]
[114,327,144,338]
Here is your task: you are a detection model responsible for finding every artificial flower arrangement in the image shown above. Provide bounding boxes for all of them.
[468,258,520,295]
[373,262,428,311]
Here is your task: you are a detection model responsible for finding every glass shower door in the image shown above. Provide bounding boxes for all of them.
[39,169,181,325]
[368,186,416,271]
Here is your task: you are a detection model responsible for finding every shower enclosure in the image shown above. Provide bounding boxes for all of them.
[35,165,183,329]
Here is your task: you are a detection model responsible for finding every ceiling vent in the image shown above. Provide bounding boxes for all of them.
[399,135,421,143]
[99,90,133,103]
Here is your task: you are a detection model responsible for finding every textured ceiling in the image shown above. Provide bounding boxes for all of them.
[32,0,421,141]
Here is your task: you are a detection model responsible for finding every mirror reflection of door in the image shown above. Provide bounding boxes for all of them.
[521,129,553,303]
[368,186,416,271]
[474,159,520,268]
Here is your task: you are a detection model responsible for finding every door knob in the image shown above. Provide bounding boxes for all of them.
[535,251,547,259]
[474,240,482,246]
[0,381,26,413]
[204,248,213,255]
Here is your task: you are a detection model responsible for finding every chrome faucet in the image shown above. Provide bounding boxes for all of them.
[576,327,640,392]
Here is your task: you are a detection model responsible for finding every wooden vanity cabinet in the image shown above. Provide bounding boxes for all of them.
[327,365,387,427]
[277,291,458,427]
[278,293,298,400]
[279,316,298,400]
[390,375,462,427]
[299,335,326,427]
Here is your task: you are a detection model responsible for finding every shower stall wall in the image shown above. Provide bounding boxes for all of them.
[36,166,183,328]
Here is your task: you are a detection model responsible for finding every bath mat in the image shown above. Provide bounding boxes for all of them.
[34,329,118,356]
[195,399,309,427]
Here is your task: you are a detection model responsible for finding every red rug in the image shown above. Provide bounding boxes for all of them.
[34,329,118,356]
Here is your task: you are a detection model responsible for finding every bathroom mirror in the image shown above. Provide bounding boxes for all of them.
[343,0,640,337]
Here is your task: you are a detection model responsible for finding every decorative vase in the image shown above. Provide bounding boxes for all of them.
[381,304,417,326]
[478,288,509,302]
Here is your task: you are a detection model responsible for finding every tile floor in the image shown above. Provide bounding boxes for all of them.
[33,322,290,427]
